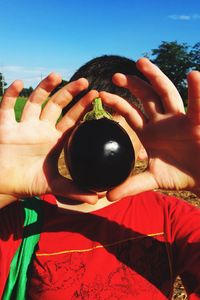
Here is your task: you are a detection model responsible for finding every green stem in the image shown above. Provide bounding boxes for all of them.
[83,97,112,121]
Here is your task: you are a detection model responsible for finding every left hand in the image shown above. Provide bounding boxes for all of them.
[0,74,99,207]
[100,58,200,201]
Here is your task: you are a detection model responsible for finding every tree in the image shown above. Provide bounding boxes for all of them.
[20,87,34,97]
[150,41,192,103]
[190,42,200,71]
[0,72,7,96]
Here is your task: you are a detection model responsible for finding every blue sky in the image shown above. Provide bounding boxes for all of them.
[0,0,200,87]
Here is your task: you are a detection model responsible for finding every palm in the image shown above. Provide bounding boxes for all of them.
[142,113,200,191]
[0,119,62,197]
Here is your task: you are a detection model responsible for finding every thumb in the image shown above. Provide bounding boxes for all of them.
[107,171,158,201]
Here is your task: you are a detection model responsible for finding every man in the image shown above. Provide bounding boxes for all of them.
[0,56,199,299]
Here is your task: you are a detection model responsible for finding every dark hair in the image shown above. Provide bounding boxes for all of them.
[63,55,147,114]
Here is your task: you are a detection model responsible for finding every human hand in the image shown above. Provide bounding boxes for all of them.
[0,74,99,207]
[100,58,200,201]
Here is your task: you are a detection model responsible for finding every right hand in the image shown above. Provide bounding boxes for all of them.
[0,74,99,208]
[100,58,200,201]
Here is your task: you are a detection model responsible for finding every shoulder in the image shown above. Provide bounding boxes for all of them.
[126,190,199,213]
[118,191,200,232]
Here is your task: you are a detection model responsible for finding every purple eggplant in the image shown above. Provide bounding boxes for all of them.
[65,98,135,192]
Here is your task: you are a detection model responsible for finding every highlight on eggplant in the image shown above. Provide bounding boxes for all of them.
[64,97,135,192]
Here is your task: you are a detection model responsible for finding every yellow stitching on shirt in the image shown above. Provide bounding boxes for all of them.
[36,232,164,257]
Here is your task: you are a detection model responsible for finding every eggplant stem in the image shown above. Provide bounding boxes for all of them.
[83,97,112,121]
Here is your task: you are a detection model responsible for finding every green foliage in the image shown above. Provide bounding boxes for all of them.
[190,42,200,71]
[14,97,27,121]
[150,41,191,103]
[20,87,34,97]
[0,72,7,96]
[149,41,200,104]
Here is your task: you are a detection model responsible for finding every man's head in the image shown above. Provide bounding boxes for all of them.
[63,55,146,115]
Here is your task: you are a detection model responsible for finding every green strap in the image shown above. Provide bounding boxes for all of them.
[2,197,43,300]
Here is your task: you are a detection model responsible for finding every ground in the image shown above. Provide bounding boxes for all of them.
[58,153,199,300]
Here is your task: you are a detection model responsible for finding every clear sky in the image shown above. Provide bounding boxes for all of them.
[0,0,200,87]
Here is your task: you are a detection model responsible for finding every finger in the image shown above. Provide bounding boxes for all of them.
[136,58,185,114]
[99,91,147,131]
[40,78,89,124]
[56,89,98,132]
[187,71,200,124]
[0,80,23,122]
[0,80,23,109]
[107,171,158,202]
[20,73,62,121]
[49,175,98,205]
[113,73,164,118]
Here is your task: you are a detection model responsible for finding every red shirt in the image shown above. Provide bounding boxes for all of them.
[0,191,200,299]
